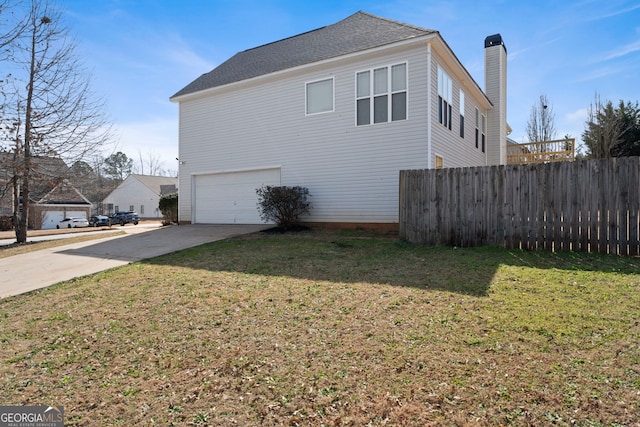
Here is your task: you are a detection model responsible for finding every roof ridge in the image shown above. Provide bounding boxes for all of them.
[242,25,327,53]
[355,10,436,33]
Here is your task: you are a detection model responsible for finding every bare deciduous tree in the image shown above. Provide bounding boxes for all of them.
[0,0,111,243]
[135,149,166,176]
[0,0,27,60]
[526,94,557,143]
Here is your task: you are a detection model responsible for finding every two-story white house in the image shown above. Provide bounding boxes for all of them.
[170,11,508,229]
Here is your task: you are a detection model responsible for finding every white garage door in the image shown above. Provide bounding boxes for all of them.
[67,210,87,219]
[194,168,281,224]
[41,211,64,230]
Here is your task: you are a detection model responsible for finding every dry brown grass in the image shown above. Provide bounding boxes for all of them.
[0,229,639,426]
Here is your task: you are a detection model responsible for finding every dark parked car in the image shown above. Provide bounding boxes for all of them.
[109,211,139,226]
[89,215,109,227]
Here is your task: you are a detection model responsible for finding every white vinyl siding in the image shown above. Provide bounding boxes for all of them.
[178,47,426,224]
[429,53,488,169]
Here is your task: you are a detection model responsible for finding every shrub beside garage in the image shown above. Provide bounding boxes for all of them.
[159,193,178,225]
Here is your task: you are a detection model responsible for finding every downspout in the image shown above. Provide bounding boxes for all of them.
[191,174,196,224]
[427,42,432,169]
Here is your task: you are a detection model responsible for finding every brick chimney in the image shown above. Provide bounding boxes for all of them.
[484,34,507,165]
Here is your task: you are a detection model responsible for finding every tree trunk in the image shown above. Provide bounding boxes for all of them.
[14,10,37,244]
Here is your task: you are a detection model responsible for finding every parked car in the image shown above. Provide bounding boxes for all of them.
[57,217,89,229]
[109,211,139,226]
[88,215,109,227]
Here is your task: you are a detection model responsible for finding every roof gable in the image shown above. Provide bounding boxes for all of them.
[35,180,91,205]
[171,11,436,99]
[131,174,179,196]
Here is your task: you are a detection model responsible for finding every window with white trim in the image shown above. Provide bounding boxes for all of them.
[356,63,407,126]
[306,77,334,115]
[481,114,486,153]
[459,90,465,138]
[438,66,452,130]
[475,108,480,148]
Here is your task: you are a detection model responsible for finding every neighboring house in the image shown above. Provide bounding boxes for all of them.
[33,180,92,230]
[102,174,178,219]
[0,154,92,229]
[170,11,509,227]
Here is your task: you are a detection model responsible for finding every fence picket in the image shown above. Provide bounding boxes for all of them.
[629,158,639,255]
[399,157,640,255]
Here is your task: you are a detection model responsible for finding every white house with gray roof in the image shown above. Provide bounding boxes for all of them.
[102,174,178,219]
[170,11,508,228]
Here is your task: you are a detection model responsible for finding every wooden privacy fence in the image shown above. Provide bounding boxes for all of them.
[399,157,640,255]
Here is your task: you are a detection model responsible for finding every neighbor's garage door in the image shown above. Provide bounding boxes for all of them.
[67,210,87,219]
[193,168,281,224]
[41,211,64,230]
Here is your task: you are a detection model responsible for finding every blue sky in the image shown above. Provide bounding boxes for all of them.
[59,0,640,172]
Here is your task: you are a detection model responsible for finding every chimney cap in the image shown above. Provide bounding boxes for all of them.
[485,34,507,53]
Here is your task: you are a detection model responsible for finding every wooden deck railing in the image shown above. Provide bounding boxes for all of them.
[507,138,575,165]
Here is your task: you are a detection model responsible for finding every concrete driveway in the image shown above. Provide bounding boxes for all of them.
[0,224,268,299]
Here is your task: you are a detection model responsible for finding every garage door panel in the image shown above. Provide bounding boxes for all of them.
[194,168,280,224]
[67,211,87,219]
[41,211,64,230]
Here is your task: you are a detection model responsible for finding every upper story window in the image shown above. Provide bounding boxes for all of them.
[459,90,465,138]
[438,66,452,130]
[481,114,486,153]
[475,108,480,148]
[356,62,407,126]
[306,77,334,115]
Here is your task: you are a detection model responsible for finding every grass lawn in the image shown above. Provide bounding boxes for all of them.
[0,229,638,426]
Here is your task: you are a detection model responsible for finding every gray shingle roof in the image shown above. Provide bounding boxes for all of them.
[171,11,436,99]
[132,174,178,196]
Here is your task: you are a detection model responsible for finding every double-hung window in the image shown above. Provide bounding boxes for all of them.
[475,108,480,148]
[356,63,407,126]
[481,114,486,153]
[459,90,465,138]
[474,109,486,152]
[306,77,334,115]
[438,66,453,130]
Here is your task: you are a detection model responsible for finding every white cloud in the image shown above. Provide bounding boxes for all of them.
[593,3,640,21]
[566,108,589,124]
[574,65,624,82]
[601,39,640,61]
